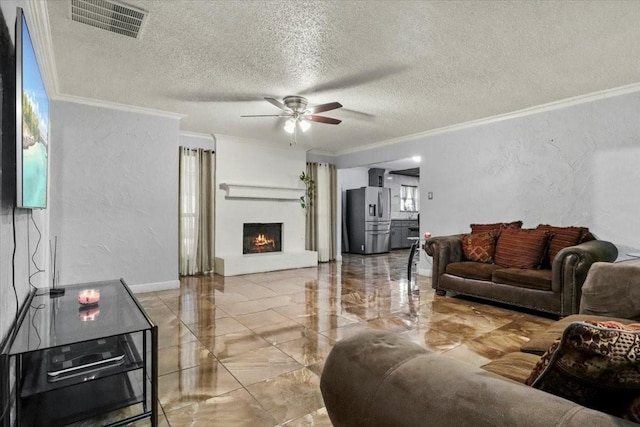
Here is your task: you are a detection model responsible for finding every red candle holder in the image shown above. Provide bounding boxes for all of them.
[78,289,100,305]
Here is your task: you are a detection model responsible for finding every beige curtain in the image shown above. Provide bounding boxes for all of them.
[305,162,337,262]
[179,147,215,275]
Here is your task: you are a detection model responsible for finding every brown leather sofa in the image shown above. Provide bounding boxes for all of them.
[424,234,618,316]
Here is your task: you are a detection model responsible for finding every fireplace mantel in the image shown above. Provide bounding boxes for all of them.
[219,183,305,200]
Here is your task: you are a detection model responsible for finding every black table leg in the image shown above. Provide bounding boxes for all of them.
[407,240,420,281]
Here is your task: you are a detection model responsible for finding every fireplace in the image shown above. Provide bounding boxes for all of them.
[243,223,282,254]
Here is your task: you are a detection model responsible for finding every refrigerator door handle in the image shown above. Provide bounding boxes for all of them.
[378,190,382,218]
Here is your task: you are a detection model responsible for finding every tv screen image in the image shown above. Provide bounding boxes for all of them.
[16,7,48,209]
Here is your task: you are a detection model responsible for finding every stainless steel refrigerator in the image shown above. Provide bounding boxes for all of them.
[346,186,391,254]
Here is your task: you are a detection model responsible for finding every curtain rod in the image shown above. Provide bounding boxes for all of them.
[180,147,215,153]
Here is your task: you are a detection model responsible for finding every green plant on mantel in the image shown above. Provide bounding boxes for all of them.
[300,171,315,210]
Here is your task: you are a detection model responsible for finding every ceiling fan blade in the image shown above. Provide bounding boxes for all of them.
[308,115,341,125]
[165,92,274,103]
[240,114,289,118]
[341,108,376,121]
[264,97,291,112]
[306,102,343,114]
[300,65,408,95]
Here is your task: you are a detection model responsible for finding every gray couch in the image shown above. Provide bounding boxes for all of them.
[320,260,640,427]
[320,330,637,427]
[424,234,618,316]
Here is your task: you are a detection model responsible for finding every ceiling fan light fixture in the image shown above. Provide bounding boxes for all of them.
[284,118,296,134]
[299,120,311,133]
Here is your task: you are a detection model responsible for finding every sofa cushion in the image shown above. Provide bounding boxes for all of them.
[470,220,522,234]
[492,268,552,291]
[460,231,498,263]
[445,261,501,281]
[494,228,551,269]
[520,314,637,355]
[481,351,541,383]
[580,259,640,322]
[525,320,640,418]
[537,224,588,265]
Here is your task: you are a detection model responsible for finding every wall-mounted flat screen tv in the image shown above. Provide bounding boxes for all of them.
[16,7,48,209]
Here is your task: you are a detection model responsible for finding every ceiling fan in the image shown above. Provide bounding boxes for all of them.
[241,96,342,144]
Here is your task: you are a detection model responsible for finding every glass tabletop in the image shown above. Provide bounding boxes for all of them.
[9,279,153,355]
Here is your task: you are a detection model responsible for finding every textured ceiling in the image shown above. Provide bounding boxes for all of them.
[45,1,640,154]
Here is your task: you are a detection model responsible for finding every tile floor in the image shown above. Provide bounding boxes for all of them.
[137,250,555,426]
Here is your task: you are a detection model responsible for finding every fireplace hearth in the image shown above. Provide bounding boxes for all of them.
[243,223,282,254]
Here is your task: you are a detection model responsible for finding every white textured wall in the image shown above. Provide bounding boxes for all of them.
[215,135,306,257]
[335,90,640,267]
[419,93,640,249]
[338,167,368,191]
[49,100,180,288]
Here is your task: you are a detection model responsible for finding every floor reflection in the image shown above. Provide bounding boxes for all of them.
[138,250,554,426]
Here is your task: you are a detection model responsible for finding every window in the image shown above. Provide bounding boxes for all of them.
[400,185,419,212]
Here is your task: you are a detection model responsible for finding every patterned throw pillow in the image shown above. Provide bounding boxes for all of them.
[460,231,498,263]
[470,220,523,234]
[537,224,589,265]
[525,321,640,418]
[494,228,551,269]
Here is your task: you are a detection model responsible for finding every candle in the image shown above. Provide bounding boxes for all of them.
[78,306,100,321]
[78,289,100,305]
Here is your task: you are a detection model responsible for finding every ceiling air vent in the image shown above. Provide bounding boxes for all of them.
[70,0,147,39]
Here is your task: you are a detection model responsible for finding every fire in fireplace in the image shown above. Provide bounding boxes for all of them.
[243,223,282,254]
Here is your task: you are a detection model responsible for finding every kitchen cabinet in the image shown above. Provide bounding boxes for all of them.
[390,220,419,249]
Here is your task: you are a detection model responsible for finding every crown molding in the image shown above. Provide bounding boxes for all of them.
[55,93,186,119]
[23,0,640,158]
[211,133,308,152]
[179,130,215,140]
[24,2,184,121]
[306,149,337,157]
[335,81,640,157]
[27,0,59,97]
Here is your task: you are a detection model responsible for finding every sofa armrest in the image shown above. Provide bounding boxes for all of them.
[320,331,634,427]
[552,240,618,316]
[579,259,640,320]
[423,234,462,290]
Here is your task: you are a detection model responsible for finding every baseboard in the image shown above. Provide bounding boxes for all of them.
[418,268,432,277]
[129,279,180,294]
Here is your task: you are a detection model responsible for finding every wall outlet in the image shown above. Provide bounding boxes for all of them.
[428,192,433,200]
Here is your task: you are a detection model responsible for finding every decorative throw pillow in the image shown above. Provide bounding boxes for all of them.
[470,220,522,234]
[537,224,589,265]
[460,231,498,263]
[494,228,551,269]
[525,321,640,418]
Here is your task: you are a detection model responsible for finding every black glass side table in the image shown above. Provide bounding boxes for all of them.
[1,279,157,426]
